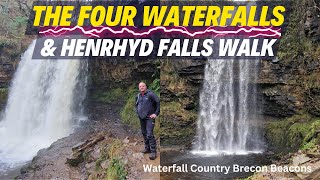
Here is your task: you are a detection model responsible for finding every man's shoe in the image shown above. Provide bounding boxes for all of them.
[149,152,157,160]
[141,149,151,154]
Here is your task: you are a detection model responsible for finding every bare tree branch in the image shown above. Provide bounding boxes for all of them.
[313,0,320,11]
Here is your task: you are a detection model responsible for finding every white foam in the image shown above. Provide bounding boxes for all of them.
[191,150,264,157]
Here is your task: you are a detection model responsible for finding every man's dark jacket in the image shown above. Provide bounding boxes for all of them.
[135,90,160,119]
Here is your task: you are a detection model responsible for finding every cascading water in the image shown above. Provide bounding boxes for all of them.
[192,59,263,155]
[0,40,87,172]
[192,0,264,155]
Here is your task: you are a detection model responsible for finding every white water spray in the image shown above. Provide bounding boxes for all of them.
[0,40,87,171]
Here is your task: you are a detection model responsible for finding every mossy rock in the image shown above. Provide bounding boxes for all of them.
[160,101,197,146]
[265,114,320,153]
[90,88,125,103]
[265,120,290,152]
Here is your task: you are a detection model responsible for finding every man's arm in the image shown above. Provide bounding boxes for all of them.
[151,92,160,116]
[135,94,139,113]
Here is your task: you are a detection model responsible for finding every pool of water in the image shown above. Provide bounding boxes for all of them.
[160,150,271,180]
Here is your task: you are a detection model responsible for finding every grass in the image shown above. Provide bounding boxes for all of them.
[106,158,127,180]
[0,36,19,48]
[105,139,127,180]
[91,139,127,180]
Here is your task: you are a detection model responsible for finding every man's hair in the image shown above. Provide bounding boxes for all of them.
[139,82,148,88]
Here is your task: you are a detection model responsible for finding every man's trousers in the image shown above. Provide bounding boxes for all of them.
[139,117,156,153]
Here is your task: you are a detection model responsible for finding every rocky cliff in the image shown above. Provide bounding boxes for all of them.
[258,0,320,154]
[160,59,206,147]
[88,59,157,90]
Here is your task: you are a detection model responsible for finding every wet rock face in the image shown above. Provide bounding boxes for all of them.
[304,0,320,43]
[160,59,205,147]
[172,59,206,84]
[306,88,320,116]
[89,59,156,89]
[0,62,14,87]
[258,60,301,117]
[0,36,34,88]
[0,46,20,88]
[261,87,297,117]
[257,0,320,118]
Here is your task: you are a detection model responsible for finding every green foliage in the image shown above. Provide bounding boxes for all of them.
[92,88,125,103]
[277,0,320,65]
[150,78,160,95]
[265,114,320,153]
[106,140,126,179]
[106,158,127,180]
[91,140,127,179]
[301,139,317,151]
[0,36,20,49]
[106,139,127,180]
[287,113,312,123]
[160,101,197,145]
[120,86,140,129]
[150,59,160,95]
[265,120,289,151]
[152,59,160,79]
[277,0,303,62]
[0,1,31,50]
[162,101,192,120]
[288,123,311,147]
[303,120,320,150]
[8,16,28,35]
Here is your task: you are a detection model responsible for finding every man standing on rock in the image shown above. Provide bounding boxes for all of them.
[135,82,160,160]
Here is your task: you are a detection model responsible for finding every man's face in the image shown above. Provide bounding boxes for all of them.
[139,83,147,93]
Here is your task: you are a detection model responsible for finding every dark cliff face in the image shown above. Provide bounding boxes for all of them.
[0,43,25,88]
[258,0,320,117]
[304,0,320,43]
[0,36,34,109]
[88,59,156,90]
[258,0,320,153]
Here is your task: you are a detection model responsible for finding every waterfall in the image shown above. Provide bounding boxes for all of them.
[0,40,87,171]
[191,0,264,156]
[192,59,263,155]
